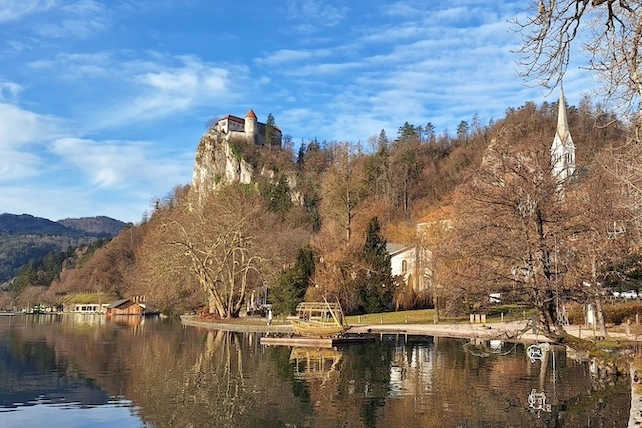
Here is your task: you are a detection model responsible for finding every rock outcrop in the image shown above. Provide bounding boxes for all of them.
[190,129,304,207]
[191,130,255,204]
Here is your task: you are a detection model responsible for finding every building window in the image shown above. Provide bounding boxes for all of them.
[402,260,408,273]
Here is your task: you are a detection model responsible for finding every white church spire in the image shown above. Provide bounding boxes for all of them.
[551,85,575,185]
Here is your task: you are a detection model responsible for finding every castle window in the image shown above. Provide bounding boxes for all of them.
[402,260,408,273]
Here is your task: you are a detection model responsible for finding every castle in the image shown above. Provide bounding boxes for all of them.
[213,109,283,147]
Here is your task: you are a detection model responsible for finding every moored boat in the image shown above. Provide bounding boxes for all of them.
[290,299,348,338]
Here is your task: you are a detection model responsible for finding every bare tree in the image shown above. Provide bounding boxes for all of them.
[139,185,300,318]
[446,127,573,336]
[321,142,368,244]
[514,0,641,113]
[514,1,642,236]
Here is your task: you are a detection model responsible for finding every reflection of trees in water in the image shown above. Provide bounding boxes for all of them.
[0,319,631,428]
[377,337,629,427]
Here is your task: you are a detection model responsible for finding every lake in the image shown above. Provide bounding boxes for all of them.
[0,314,630,427]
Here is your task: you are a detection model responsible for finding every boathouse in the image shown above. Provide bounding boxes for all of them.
[105,299,144,316]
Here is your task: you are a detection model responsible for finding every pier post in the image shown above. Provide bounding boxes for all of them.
[627,319,631,336]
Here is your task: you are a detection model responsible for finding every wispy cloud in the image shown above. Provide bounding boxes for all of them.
[285,0,350,32]
[50,137,192,190]
[27,51,249,129]
[0,103,64,148]
[34,0,110,38]
[0,82,23,100]
[0,150,42,181]
[0,0,56,22]
[255,49,333,67]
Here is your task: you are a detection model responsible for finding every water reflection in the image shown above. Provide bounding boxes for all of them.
[290,347,343,380]
[0,315,631,427]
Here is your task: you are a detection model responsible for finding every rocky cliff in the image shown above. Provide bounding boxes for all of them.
[191,130,255,202]
[190,129,305,206]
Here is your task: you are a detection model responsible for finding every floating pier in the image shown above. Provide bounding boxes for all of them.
[260,335,374,348]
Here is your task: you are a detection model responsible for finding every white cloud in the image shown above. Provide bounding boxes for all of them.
[0,0,56,22]
[0,150,42,181]
[256,49,322,67]
[50,137,191,190]
[35,16,109,38]
[34,0,109,38]
[285,0,349,31]
[0,82,23,100]
[381,1,423,18]
[0,103,63,148]
[26,51,248,129]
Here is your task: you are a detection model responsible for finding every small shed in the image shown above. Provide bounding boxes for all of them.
[105,299,144,316]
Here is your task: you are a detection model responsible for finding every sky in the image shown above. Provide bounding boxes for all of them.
[0,0,594,223]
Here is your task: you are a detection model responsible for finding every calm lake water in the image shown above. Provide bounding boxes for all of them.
[0,314,631,427]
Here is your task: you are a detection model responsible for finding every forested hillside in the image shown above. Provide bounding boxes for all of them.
[0,214,126,285]
[57,216,126,237]
[2,96,639,321]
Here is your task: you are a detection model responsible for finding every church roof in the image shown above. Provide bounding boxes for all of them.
[556,86,570,142]
[418,205,453,224]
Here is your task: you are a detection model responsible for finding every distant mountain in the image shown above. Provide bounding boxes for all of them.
[0,213,126,285]
[0,213,74,236]
[58,216,127,238]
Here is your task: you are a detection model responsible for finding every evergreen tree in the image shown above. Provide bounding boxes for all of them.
[265,113,276,148]
[271,248,315,315]
[267,175,292,213]
[359,217,394,313]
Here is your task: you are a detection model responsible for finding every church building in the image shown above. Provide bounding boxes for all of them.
[550,86,576,185]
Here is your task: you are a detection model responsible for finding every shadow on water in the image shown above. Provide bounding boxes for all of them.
[0,315,631,427]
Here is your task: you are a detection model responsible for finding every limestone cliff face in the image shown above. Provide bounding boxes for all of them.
[191,130,254,202]
[190,129,303,206]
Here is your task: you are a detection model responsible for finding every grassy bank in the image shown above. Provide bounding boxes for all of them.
[344,305,537,325]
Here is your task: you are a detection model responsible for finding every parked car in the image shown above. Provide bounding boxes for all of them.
[621,290,638,299]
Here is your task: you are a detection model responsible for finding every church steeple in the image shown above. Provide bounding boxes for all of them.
[551,85,575,186]
[556,85,570,143]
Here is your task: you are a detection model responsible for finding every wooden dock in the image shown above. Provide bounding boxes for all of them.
[260,335,374,348]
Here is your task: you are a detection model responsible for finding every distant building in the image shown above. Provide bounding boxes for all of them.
[105,299,144,316]
[387,206,454,296]
[388,243,418,289]
[71,303,109,313]
[214,109,282,147]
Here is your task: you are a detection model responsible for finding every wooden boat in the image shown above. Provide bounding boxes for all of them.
[290,299,348,338]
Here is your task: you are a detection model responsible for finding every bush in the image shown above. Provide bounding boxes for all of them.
[567,301,642,325]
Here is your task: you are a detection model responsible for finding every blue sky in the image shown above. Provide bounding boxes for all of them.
[0,0,593,223]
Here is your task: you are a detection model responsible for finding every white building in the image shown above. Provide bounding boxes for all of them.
[550,86,575,185]
[388,243,418,288]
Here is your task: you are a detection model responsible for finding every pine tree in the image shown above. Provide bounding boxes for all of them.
[265,113,276,148]
[359,217,394,313]
[271,248,315,315]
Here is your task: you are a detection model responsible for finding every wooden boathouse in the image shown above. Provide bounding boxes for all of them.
[105,299,144,316]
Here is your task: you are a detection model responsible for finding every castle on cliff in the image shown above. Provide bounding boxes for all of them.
[213,109,282,147]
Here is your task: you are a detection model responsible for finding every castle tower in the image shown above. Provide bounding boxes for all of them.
[244,109,257,139]
[551,86,575,185]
